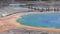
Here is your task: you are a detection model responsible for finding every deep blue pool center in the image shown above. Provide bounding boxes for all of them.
[16,13,60,28]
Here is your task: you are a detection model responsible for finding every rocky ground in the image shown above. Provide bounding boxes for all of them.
[0,28,60,34]
[0,2,60,34]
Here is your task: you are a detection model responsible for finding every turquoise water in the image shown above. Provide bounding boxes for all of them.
[16,13,60,28]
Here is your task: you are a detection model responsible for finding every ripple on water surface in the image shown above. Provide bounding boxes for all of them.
[16,13,60,29]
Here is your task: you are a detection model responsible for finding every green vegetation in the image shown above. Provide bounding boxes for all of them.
[16,0,37,1]
[41,0,50,1]
[25,0,37,1]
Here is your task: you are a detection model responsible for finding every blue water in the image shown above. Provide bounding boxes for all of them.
[16,13,60,29]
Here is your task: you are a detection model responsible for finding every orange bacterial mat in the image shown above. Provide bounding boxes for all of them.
[0,12,60,32]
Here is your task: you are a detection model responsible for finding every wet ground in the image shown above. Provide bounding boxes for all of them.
[0,29,60,34]
[0,5,60,34]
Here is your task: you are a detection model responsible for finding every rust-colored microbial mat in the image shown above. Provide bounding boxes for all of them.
[0,12,60,32]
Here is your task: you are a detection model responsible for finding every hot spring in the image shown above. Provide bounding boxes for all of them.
[16,13,60,29]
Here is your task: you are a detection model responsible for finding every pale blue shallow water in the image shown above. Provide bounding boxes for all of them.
[16,13,60,29]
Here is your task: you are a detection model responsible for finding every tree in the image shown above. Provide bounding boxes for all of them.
[41,0,50,1]
[15,0,37,1]
[25,0,37,1]
[0,0,3,1]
